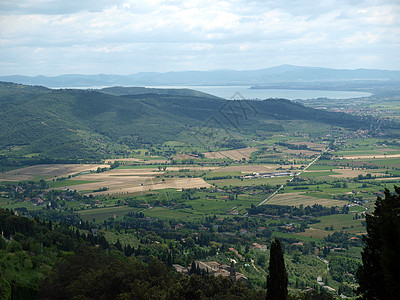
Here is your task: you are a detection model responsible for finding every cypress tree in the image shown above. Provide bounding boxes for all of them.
[357,186,400,299]
[266,238,287,300]
[114,239,122,251]
[167,251,172,266]
[190,261,196,275]
[196,263,201,275]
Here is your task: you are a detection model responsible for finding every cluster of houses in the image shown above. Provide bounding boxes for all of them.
[242,171,292,179]
[173,260,248,284]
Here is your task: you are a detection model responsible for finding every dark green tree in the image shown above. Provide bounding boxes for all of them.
[357,186,400,299]
[39,179,47,189]
[190,261,196,275]
[114,239,123,251]
[266,238,288,300]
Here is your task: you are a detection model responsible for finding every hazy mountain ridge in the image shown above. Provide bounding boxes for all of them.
[1,65,400,88]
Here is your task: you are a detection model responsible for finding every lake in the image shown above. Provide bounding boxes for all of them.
[147,85,371,100]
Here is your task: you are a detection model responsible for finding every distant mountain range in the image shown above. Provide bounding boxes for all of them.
[1,65,400,88]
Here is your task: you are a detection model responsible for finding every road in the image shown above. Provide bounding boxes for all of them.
[257,144,332,206]
[250,259,266,278]
[257,184,284,206]
[316,257,336,292]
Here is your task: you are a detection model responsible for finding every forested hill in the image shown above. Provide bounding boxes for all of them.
[99,86,220,98]
[0,81,385,161]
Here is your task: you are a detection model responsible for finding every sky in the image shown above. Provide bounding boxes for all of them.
[0,0,399,76]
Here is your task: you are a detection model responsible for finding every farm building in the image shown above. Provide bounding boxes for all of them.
[173,261,248,284]
[242,171,292,179]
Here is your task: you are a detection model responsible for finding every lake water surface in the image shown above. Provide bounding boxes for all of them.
[148,85,371,100]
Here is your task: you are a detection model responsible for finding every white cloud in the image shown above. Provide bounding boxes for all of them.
[0,0,399,75]
[0,0,116,14]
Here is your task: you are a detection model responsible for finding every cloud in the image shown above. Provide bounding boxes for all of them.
[0,0,116,15]
[0,0,399,75]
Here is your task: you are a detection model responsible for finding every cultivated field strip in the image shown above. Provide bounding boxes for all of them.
[266,192,347,207]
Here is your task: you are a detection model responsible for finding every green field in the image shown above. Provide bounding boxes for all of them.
[0,198,43,211]
[274,231,322,243]
[295,228,331,239]
[301,170,340,177]
[266,192,347,207]
[335,150,386,156]
[77,205,138,222]
[306,164,335,171]
[144,207,203,220]
[48,179,100,188]
[312,214,367,235]
[117,165,162,169]
[0,165,29,172]
[360,158,400,166]
[206,171,241,177]
[191,196,261,214]
[142,193,262,219]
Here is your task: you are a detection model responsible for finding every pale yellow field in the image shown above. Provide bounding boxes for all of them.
[81,177,212,196]
[203,147,257,160]
[0,174,32,182]
[1,164,213,194]
[203,152,227,159]
[173,154,200,160]
[166,166,220,171]
[89,169,161,177]
[375,177,400,181]
[57,168,212,195]
[376,148,400,153]
[296,228,331,239]
[266,192,347,207]
[329,168,387,178]
[106,158,168,164]
[213,164,301,173]
[105,158,144,163]
[0,164,108,181]
[62,168,160,192]
[65,176,153,191]
[342,153,400,160]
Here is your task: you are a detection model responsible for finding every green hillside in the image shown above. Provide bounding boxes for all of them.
[0,81,387,161]
[99,86,220,98]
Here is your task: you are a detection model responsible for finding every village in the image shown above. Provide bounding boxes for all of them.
[173,260,248,284]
